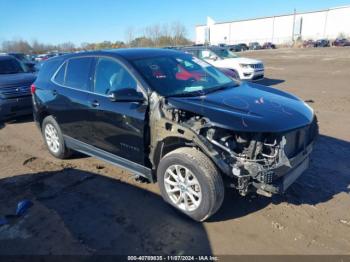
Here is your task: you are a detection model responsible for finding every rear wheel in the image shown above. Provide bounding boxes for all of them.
[42,116,71,159]
[157,147,225,221]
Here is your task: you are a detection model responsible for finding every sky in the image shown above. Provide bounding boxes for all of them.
[1,0,350,46]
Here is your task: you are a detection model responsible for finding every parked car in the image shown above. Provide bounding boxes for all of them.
[27,54,38,62]
[223,44,239,52]
[8,52,36,72]
[32,49,318,221]
[35,53,56,62]
[249,42,262,50]
[236,43,249,51]
[7,52,28,62]
[35,54,48,62]
[220,44,248,52]
[0,55,36,120]
[218,67,240,80]
[303,40,316,48]
[262,42,276,49]
[314,39,330,47]
[179,45,264,80]
[332,38,350,47]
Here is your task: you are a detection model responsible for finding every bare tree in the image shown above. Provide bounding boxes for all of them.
[144,23,162,47]
[125,26,135,47]
[58,42,76,52]
[2,40,32,53]
[0,21,192,54]
[171,21,188,46]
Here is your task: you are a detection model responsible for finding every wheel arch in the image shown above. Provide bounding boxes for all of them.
[152,135,231,182]
[152,136,191,169]
[36,109,54,129]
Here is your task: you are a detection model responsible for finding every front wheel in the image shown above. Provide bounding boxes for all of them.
[157,147,225,221]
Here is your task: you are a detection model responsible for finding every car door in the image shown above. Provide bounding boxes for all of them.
[87,56,148,165]
[50,56,95,143]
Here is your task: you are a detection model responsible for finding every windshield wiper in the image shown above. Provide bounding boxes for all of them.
[204,83,236,95]
[167,82,237,98]
[167,90,206,98]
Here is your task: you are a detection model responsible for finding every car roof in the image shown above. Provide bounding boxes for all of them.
[0,55,16,61]
[51,48,188,62]
[178,46,224,51]
[106,48,187,59]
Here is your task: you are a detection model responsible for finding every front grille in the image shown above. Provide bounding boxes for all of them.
[283,117,318,158]
[250,63,264,69]
[0,85,31,99]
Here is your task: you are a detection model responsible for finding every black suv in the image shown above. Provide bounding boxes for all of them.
[33,48,318,221]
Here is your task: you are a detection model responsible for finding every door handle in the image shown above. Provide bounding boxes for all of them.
[91,100,100,107]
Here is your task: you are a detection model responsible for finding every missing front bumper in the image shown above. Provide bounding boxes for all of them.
[254,156,310,196]
[249,141,314,196]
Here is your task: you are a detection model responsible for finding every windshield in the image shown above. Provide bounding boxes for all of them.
[212,49,239,59]
[132,54,237,97]
[0,58,26,74]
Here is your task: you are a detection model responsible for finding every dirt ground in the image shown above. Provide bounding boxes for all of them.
[0,47,349,255]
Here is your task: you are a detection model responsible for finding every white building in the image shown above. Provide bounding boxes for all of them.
[195,6,350,45]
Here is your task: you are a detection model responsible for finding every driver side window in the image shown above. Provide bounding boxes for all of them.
[94,57,137,95]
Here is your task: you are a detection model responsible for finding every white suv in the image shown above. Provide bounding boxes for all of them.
[181,46,264,81]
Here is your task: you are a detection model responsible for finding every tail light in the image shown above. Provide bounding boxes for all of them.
[30,84,36,94]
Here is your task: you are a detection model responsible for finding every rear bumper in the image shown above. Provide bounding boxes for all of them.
[0,96,33,120]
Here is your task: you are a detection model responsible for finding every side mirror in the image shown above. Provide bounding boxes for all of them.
[108,88,145,103]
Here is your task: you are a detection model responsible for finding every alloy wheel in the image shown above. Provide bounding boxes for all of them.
[164,164,202,212]
[44,123,60,153]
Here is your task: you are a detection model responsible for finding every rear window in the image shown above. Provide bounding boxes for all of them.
[64,57,94,91]
[37,59,63,82]
[54,62,66,84]
[0,58,25,74]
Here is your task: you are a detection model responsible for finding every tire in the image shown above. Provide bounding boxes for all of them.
[41,115,71,159]
[157,147,224,222]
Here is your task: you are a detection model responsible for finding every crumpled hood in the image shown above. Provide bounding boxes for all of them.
[167,82,314,133]
[214,57,263,68]
[0,73,36,88]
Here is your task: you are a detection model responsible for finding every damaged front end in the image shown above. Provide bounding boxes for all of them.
[203,120,318,196]
[149,92,318,197]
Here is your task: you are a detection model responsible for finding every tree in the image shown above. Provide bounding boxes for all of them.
[130,37,153,47]
[144,24,162,46]
[171,21,188,46]
[125,26,135,47]
[2,40,32,53]
[112,41,126,48]
[0,21,192,54]
[58,42,76,52]
[128,21,192,47]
